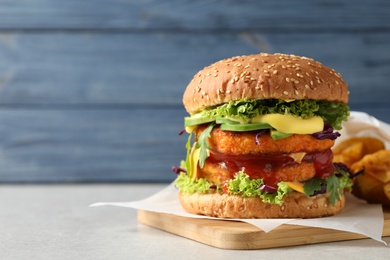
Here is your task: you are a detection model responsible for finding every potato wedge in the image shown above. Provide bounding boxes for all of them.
[333,137,385,167]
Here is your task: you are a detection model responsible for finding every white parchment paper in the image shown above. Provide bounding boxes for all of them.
[91,111,390,244]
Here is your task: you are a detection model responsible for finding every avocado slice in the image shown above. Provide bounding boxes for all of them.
[270,129,292,140]
[220,122,271,131]
[184,114,214,127]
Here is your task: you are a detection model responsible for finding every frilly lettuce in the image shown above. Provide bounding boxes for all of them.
[227,172,291,205]
[174,172,219,194]
[174,171,291,205]
[196,98,349,130]
[174,170,352,206]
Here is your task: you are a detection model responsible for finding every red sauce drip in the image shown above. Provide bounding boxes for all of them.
[206,149,334,188]
[304,149,335,179]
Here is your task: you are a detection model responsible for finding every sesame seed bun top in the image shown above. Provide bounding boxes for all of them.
[183,53,349,115]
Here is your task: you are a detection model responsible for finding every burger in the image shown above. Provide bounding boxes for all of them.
[173,53,354,218]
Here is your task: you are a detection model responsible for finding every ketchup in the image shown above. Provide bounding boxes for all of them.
[206,149,334,187]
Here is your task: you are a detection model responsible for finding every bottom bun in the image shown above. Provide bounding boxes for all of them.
[178,191,345,219]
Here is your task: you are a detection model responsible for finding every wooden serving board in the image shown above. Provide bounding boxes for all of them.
[138,208,390,250]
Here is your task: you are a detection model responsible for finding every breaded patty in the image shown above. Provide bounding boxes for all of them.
[198,158,316,186]
[196,125,335,155]
[195,124,335,186]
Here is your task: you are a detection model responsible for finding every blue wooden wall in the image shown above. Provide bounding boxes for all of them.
[0,0,389,183]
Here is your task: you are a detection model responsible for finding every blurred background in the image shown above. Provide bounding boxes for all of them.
[0,0,388,183]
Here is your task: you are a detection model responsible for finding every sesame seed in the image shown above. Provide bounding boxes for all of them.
[285,78,290,82]
[283,91,289,95]
[201,91,206,96]
[310,80,314,85]
[295,90,299,95]
[305,85,310,89]
[244,65,250,69]
[273,70,278,75]
[226,90,231,94]
[213,74,218,77]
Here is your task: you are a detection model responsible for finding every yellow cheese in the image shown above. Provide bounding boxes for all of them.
[189,143,200,180]
[252,114,323,134]
[185,125,197,133]
[289,152,307,163]
[285,182,305,193]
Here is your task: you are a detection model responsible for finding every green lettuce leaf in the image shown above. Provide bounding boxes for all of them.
[174,171,291,205]
[316,101,350,130]
[174,172,219,194]
[228,172,291,205]
[303,170,353,206]
[194,122,215,168]
[192,98,349,130]
[326,174,342,206]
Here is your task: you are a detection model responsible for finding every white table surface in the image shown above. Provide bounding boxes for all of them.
[1,184,389,260]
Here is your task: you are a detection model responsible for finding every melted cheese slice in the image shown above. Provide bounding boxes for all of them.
[289,152,307,163]
[189,143,200,180]
[286,182,305,193]
[252,114,324,134]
